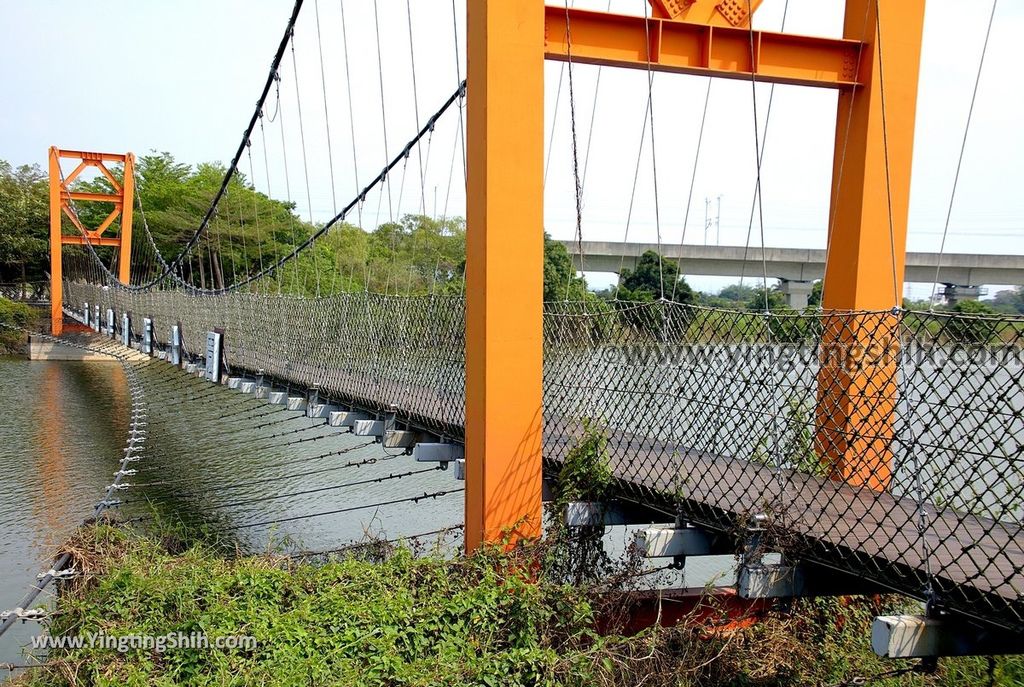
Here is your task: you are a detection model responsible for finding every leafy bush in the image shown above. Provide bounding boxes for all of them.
[0,296,36,352]
[16,521,1024,687]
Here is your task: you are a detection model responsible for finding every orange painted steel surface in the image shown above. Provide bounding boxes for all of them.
[48,147,135,335]
[817,0,925,489]
[544,6,865,89]
[465,0,546,550]
[650,0,764,27]
[466,0,925,546]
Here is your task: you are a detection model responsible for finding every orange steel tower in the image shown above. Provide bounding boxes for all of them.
[464,0,925,550]
[48,148,135,336]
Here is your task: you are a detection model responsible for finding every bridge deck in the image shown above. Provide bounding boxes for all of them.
[279,358,1022,624]
[546,430,1023,623]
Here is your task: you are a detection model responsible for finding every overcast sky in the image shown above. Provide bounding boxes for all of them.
[2,0,1021,298]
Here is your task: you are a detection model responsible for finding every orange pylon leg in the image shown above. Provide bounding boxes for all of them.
[465,0,545,550]
[817,0,926,490]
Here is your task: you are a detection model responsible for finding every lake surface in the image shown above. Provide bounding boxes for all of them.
[0,355,729,672]
[0,357,463,669]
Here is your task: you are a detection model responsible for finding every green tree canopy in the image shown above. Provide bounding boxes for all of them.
[0,161,49,282]
[615,250,694,303]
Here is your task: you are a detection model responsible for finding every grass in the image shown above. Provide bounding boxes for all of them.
[8,519,1022,687]
[9,427,1023,685]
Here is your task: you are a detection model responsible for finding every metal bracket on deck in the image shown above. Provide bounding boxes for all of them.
[633,525,732,561]
[328,411,369,428]
[352,419,386,437]
[738,561,889,599]
[413,443,464,467]
[170,324,182,365]
[142,317,153,355]
[203,331,221,382]
[383,430,418,450]
[872,615,1024,658]
[562,502,638,527]
[307,403,340,418]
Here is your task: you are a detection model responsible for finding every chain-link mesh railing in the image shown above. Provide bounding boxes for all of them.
[64,283,1024,631]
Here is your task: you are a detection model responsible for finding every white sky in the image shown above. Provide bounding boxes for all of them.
[1,0,1021,298]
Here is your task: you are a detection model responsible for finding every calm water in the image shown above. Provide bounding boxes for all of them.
[0,357,463,668]
[0,356,727,671]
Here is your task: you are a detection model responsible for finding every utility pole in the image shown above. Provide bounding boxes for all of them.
[715,195,722,245]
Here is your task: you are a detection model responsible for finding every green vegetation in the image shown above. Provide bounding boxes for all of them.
[15,520,1023,687]
[0,161,48,283]
[0,297,37,354]
[612,250,695,304]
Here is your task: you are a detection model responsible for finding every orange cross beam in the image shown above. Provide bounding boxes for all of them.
[543,6,865,89]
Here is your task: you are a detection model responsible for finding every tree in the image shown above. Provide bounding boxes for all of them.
[744,285,788,312]
[544,234,590,302]
[718,283,757,304]
[990,287,1024,315]
[809,280,823,307]
[947,298,1000,344]
[615,250,694,303]
[0,160,49,282]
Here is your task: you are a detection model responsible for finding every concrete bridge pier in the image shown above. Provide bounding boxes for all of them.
[942,284,984,305]
[778,279,814,309]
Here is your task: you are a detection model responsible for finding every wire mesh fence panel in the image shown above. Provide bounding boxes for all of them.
[64,283,1024,631]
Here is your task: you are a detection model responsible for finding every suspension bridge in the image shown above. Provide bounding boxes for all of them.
[6,0,1023,661]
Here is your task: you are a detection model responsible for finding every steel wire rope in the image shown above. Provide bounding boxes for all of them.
[288,32,322,296]
[873,0,937,611]
[133,444,379,487]
[96,0,305,292]
[245,143,267,278]
[405,0,427,215]
[258,114,284,294]
[561,1,586,302]
[372,0,395,223]
[339,0,363,228]
[741,0,787,501]
[670,78,712,303]
[738,0,789,289]
[314,0,339,218]
[579,0,613,194]
[126,455,416,505]
[928,0,999,309]
[290,524,464,559]
[79,83,466,296]
[641,0,665,298]
[0,324,149,641]
[612,101,652,301]
[167,466,445,512]
[214,488,463,531]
